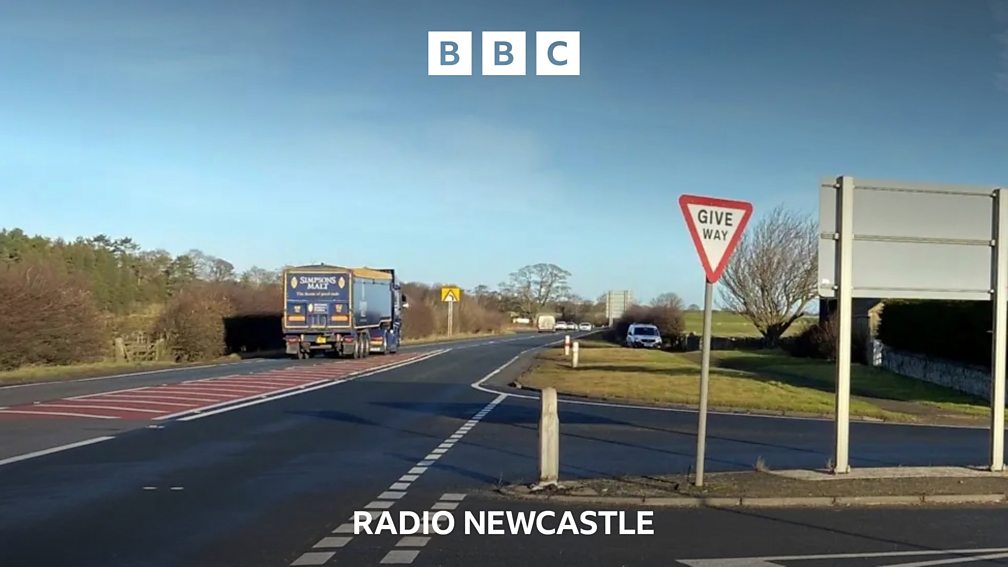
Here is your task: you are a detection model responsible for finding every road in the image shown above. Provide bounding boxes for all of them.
[2,333,1008,566]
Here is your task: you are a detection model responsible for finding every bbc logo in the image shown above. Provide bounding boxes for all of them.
[428,31,580,76]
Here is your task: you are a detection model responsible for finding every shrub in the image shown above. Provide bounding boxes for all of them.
[403,302,436,338]
[782,317,869,363]
[782,319,835,359]
[155,284,232,361]
[0,262,107,369]
[400,282,507,338]
[609,305,685,345]
[877,300,989,367]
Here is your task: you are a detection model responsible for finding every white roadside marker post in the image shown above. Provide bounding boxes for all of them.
[537,387,559,488]
[572,341,580,369]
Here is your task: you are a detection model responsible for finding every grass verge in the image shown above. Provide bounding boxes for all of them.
[518,341,909,421]
[706,351,989,417]
[0,359,198,386]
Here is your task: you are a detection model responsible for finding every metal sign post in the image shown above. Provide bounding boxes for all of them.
[679,194,753,487]
[695,280,714,485]
[991,189,1008,471]
[447,300,454,338]
[832,176,855,474]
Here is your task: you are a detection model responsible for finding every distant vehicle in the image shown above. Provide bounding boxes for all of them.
[282,265,406,359]
[625,323,662,349]
[536,314,557,333]
[555,321,568,331]
[578,322,592,331]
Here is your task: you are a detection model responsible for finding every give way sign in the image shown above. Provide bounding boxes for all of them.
[678,194,753,283]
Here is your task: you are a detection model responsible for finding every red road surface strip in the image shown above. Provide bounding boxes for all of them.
[0,353,425,421]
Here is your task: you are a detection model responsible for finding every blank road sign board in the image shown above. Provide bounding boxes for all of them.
[818,177,998,300]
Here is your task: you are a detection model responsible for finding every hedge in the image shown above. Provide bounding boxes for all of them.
[877,300,991,367]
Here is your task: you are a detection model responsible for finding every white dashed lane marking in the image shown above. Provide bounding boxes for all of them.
[289,393,506,566]
[290,551,335,566]
[313,537,351,549]
[381,550,420,564]
[381,493,468,565]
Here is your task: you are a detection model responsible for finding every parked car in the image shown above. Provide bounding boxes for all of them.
[625,323,662,348]
[556,321,569,331]
[578,322,592,331]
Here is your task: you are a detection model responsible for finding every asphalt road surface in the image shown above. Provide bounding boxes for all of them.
[3,332,1008,566]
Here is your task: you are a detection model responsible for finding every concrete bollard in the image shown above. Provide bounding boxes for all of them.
[564,335,571,356]
[572,341,580,369]
[538,387,559,486]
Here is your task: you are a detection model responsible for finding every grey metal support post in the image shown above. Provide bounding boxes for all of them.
[833,175,854,474]
[694,280,714,487]
[991,188,1008,472]
[447,301,454,338]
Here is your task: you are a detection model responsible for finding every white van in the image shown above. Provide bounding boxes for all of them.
[625,323,662,348]
[536,314,557,333]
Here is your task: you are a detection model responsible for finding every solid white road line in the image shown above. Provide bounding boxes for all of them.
[66,398,191,407]
[0,359,268,390]
[36,403,163,414]
[0,436,115,467]
[0,409,118,419]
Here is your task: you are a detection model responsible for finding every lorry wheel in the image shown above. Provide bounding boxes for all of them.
[362,333,371,358]
[379,333,388,355]
[353,335,363,359]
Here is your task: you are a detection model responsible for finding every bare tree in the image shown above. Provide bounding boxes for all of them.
[651,292,685,311]
[500,263,571,316]
[209,258,235,282]
[719,205,817,345]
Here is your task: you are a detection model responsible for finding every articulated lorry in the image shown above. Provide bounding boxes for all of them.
[282,265,407,359]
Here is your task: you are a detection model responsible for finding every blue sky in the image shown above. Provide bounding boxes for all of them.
[2,1,1008,305]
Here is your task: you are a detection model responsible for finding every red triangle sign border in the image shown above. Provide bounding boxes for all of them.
[678,194,754,284]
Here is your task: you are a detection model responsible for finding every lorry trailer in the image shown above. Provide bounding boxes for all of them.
[282,265,407,359]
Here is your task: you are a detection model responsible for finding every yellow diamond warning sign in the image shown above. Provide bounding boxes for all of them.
[440,286,461,303]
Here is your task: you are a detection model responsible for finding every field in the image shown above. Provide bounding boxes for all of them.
[682,310,815,337]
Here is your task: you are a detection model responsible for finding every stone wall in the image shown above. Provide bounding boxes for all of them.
[875,341,991,400]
